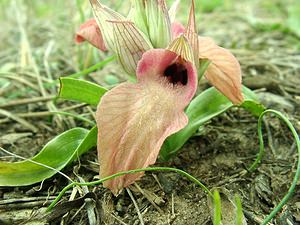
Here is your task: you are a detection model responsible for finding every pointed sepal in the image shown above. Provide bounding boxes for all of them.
[185,0,199,68]
[167,35,194,64]
[198,36,244,104]
[89,0,125,51]
[110,20,153,75]
[145,0,172,48]
[128,0,149,37]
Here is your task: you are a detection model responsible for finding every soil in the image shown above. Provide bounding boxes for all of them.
[0,1,300,225]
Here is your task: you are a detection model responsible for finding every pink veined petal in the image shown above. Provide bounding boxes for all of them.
[109,20,152,75]
[171,21,185,38]
[75,18,107,51]
[198,36,244,104]
[96,49,197,195]
[89,0,126,51]
[167,35,194,65]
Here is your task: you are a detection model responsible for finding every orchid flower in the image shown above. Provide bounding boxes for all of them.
[76,0,243,195]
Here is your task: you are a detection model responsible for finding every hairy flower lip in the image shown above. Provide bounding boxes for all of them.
[137,49,197,105]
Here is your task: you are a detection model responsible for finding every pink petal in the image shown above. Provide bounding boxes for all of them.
[198,36,244,104]
[96,49,197,195]
[171,21,185,38]
[75,18,107,51]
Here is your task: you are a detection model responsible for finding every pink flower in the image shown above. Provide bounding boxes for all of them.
[76,0,244,194]
[97,47,197,194]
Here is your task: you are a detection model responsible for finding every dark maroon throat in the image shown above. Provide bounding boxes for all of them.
[163,63,188,85]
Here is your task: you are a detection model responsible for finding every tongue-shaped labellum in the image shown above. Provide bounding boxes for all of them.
[96,49,197,195]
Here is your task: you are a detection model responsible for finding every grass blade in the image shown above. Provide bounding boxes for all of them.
[47,166,212,211]
[248,109,300,225]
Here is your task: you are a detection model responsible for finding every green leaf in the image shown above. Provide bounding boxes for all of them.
[59,77,107,106]
[235,194,244,225]
[160,86,264,160]
[0,127,97,186]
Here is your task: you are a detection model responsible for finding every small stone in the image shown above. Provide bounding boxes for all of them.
[115,198,125,212]
[158,173,180,194]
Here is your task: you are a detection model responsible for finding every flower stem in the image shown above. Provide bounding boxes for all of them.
[76,0,85,23]
[47,166,211,212]
[69,55,116,79]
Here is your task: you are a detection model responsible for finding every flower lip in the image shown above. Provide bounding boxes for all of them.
[163,61,188,85]
[137,49,197,106]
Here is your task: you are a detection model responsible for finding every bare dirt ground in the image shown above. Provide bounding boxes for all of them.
[0,0,299,224]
